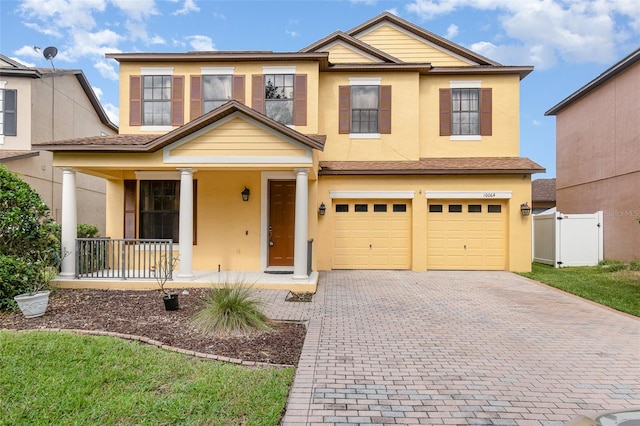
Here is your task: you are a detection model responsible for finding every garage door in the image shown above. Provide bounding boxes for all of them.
[333,200,411,269]
[427,200,506,270]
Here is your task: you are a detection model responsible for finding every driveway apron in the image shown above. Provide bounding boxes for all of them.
[268,270,640,426]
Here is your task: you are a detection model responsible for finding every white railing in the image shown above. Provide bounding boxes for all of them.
[75,238,174,279]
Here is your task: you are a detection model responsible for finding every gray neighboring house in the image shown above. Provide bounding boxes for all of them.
[546,48,640,262]
[0,54,117,234]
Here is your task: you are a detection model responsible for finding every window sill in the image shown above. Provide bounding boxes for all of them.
[349,133,381,139]
[450,135,482,141]
[141,125,174,132]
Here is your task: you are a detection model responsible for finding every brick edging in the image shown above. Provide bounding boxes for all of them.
[9,328,295,369]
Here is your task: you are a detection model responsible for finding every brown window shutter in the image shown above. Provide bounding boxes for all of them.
[379,85,391,134]
[293,74,307,126]
[129,76,142,126]
[439,88,452,136]
[339,86,351,134]
[171,76,184,126]
[480,88,492,136]
[233,75,245,104]
[252,74,264,113]
[124,180,136,239]
[190,75,202,121]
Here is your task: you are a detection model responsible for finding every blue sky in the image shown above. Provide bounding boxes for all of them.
[2,0,640,178]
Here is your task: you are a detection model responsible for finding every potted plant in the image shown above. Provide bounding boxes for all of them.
[152,253,179,311]
[12,255,59,318]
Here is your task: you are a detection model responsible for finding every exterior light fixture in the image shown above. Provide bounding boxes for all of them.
[241,186,250,202]
[520,202,531,216]
[318,202,326,216]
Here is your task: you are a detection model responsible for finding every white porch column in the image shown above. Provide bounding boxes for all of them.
[176,168,195,278]
[60,168,77,277]
[293,168,309,279]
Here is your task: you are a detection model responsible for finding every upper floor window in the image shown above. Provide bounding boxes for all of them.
[351,85,379,133]
[0,89,17,136]
[451,88,479,135]
[439,84,492,138]
[264,74,294,125]
[203,75,233,113]
[143,75,172,125]
[251,70,306,126]
[339,80,391,136]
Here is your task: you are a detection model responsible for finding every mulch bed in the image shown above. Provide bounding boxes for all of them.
[0,288,306,366]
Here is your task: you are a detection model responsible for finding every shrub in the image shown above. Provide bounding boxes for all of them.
[0,255,40,310]
[191,284,270,335]
[77,223,99,238]
[628,261,640,271]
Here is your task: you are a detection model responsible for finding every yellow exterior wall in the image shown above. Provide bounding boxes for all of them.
[316,174,532,272]
[420,74,521,158]
[169,117,307,158]
[326,44,378,63]
[117,61,319,136]
[357,25,471,66]
[317,72,421,161]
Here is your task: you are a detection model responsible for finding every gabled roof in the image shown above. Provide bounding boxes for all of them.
[546,47,640,115]
[0,54,118,132]
[319,157,545,175]
[346,12,502,67]
[300,31,403,63]
[35,101,326,153]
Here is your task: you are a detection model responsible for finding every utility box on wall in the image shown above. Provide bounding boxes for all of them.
[533,209,604,267]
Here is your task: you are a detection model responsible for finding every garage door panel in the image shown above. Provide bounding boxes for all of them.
[332,199,411,269]
[427,200,506,270]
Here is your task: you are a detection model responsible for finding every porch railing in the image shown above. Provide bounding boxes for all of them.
[75,238,174,280]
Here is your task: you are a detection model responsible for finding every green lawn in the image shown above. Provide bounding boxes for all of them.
[0,331,294,426]
[520,262,640,317]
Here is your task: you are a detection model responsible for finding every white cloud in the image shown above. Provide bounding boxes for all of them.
[109,0,158,21]
[212,12,226,20]
[9,55,36,67]
[14,45,44,59]
[187,35,215,51]
[19,0,106,31]
[23,22,62,37]
[103,102,119,126]
[445,23,458,39]
[92,86,103,100]
[172,0,199,16]
[350,0,377,5]
[405,0,640,67]
[94,59,119,81]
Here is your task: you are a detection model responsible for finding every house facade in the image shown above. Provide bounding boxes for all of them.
[546,48,640,262]
[0,55,117,234]
[38,13,543,289]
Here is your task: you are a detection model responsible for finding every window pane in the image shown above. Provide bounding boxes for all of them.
[355,204,368,212]
[448,204,462,213]
[143,75,172,125]
[451,88,479,135]
[265,100,293,125]
[393,204,407,212]
[265,74,293,100]
[203,75,232,113]
[374,204,387,212]
[488,205,502,213]
[139,181,180,242]
[335,204,349,213]
[352,86,378,108]
[429,204,443,213]
[468,204,482,213]
[351,85,379,134]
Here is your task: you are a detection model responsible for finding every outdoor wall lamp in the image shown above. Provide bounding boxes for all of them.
[318,202,326,216]
[520,202,531,216]
[241,186,250,202]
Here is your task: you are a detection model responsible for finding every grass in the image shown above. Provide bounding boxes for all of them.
[520,262,640,317]
[192,285,270,335]
[0,331,294,425]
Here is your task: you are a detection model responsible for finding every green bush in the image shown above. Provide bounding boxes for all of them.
[629,261,640,271]
[77,223,99,238]
[191,284,270,334]
[0,255,39,310]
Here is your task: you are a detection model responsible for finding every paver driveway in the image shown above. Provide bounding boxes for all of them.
[264,271,639,426]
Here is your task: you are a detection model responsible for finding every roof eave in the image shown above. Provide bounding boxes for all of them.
[428,66,534,80]
[319,168,545,176]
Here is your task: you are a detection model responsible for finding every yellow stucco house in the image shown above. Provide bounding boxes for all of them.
[39,13,544,291]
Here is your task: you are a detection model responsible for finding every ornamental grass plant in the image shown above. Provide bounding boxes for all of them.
[191,283,270,335]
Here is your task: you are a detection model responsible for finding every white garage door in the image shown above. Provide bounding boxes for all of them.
[427,200,506,270]
[333,200,411,269]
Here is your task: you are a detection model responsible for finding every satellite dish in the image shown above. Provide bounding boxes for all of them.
[43,46,58,60]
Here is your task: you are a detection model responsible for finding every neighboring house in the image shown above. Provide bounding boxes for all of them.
[37,13,544,287]
[532,178,556,214]
[0,54,118,234]
[546,48,640,262]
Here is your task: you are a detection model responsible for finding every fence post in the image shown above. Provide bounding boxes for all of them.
[121,240,127,280]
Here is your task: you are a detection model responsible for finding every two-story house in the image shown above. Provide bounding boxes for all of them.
[0,54,118,234]
[546,48,640,262]
[37,13,544,290]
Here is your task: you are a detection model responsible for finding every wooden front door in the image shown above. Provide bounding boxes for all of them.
[268,180,295,266]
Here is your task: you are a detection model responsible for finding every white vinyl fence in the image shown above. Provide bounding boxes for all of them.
[533,209,604,267]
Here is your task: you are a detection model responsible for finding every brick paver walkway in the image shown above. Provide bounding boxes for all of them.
[264,271,639,425]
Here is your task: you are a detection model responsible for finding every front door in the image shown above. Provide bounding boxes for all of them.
[268,180,295,266]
